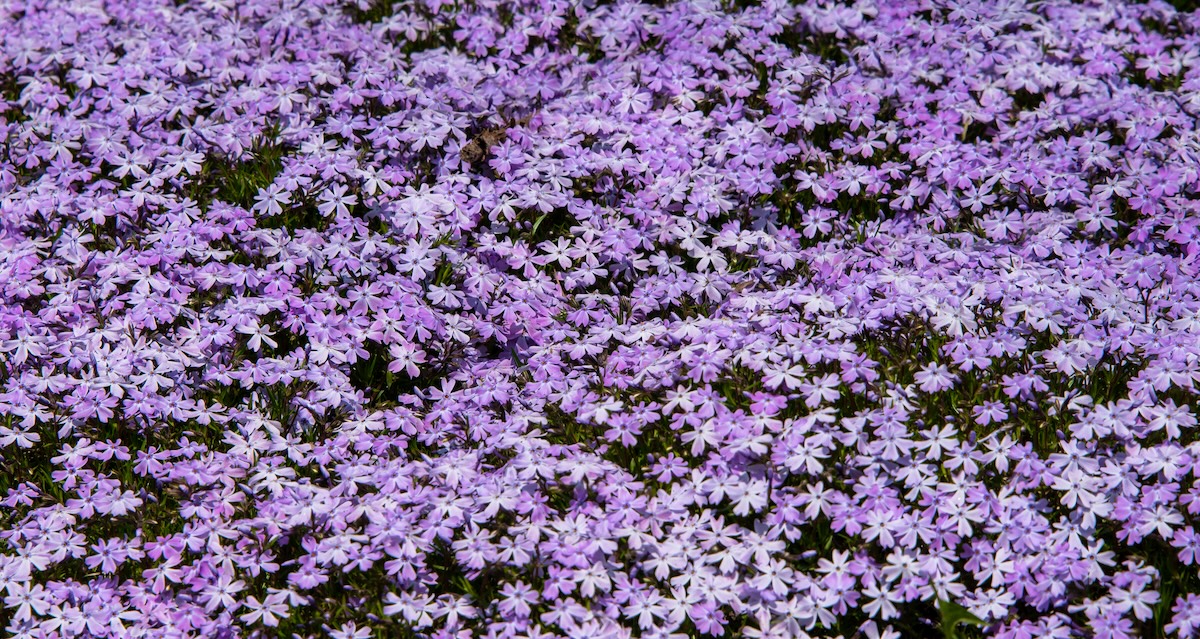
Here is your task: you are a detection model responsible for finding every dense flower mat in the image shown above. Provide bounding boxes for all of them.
[2,0,1200,636]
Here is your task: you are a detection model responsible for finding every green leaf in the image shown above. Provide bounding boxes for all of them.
[531,211,550,237]
[938,598,986,639]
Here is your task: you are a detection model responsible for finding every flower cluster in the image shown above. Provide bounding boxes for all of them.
[3,0,1200,637]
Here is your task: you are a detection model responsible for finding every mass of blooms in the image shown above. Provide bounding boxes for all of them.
[2,0,1200,637]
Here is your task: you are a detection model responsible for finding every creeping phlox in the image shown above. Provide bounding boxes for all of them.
[2,0,1200,638]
